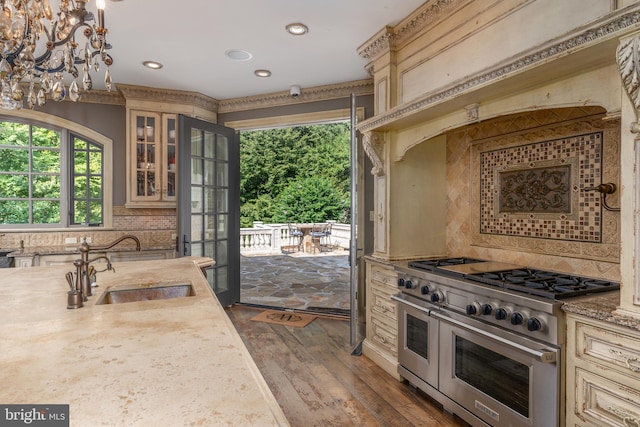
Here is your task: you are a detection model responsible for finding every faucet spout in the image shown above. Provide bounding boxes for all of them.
[73,235,141,301]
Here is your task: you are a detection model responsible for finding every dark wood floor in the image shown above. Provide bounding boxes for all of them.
[226,306,470,427]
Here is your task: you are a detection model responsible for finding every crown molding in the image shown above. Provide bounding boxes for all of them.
[218,79,374,113]
[116,84,219,111]
[358,0,464,61]
[357,5,640,134]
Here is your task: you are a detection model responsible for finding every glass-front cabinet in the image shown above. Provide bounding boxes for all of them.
[127,110,177,207]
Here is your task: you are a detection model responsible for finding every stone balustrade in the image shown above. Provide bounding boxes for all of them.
[240,221,350,255]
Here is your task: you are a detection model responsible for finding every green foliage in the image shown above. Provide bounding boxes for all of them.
[0,121,103,226]
[240,122,350,227]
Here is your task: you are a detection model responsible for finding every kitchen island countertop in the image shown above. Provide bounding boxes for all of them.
[0,257,289,426]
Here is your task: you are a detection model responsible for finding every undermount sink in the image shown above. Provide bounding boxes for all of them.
[96,282,195,305]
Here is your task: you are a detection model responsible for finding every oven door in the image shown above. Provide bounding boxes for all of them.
[433,310,559,427]
[392,293,439,388]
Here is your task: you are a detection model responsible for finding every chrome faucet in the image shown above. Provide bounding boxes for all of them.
[76,235,141,299]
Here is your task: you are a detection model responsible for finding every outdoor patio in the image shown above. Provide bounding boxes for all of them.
[239,249,351,314]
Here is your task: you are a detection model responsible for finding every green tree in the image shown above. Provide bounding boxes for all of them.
[240,122,350,226]
[273,176,347,223]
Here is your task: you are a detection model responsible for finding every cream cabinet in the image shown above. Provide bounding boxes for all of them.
[566,314,640,426]
[126,111,178,207]
[362,259,400,380]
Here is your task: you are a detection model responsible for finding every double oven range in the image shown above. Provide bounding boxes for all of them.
[392,258,619,427]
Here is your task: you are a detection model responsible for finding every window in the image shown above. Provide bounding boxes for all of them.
[0,118,105,228]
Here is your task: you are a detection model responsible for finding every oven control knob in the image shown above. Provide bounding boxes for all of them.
[397,278,405,288]
[510,312,525,326]
[481,304,494,316]
[527,317,545,332]
[420,285,430,295]
[466,302,481,316]
[495,307,511,320]
[404,280,415,289]
[430,291,444,304]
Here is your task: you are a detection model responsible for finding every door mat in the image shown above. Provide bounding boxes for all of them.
[250,310,316,328]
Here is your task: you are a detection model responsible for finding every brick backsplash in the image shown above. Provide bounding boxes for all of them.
[0,207,177,249]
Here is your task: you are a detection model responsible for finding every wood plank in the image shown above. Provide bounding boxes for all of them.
[226,306,470,427]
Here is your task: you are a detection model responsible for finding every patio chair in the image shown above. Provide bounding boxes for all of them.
[287,223,304,252]
[310,223,329,253]
[324,222,333,249]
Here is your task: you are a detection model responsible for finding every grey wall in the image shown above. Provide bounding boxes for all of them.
[37,101,127,206]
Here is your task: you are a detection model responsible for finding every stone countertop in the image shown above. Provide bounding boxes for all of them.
[0,257,289,426]
[562,290,640,331]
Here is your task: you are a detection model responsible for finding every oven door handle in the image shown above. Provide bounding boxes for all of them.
[430,310,557,364]
[391,294,431,314]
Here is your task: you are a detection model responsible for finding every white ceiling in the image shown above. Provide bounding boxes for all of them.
[103,0,426,100]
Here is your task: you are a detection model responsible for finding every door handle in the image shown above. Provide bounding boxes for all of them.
[182,235,190,256]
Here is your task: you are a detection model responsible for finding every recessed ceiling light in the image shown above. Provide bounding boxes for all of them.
[225,49,253,61]
[143,61,163,70]
[285,23,309,36]
[254,69,272,77]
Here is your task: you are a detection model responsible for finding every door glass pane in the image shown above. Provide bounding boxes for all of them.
[216,240,228,266]
[204,131,215,158]
[216,188,228,212]
[205,187,214,211]
[455,336,530,417]
[217,266,228,292]
[191,129,202,156]
[191,243,202,257]
[217,213,228,238]
[191,215,203,241]
[216,136,228,160]
[216,162,228,186]
[191,187,202,213]
[205,214,215,240]
[205,159,214,185]
[205,240,214,259]
[191,158,202,185]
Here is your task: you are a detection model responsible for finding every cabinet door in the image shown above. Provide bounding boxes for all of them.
[131,111,162,203]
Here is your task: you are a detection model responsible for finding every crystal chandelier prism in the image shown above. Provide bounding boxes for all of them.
[0,0,112,110]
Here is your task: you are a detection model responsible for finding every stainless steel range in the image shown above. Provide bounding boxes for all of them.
[392,257,619,427]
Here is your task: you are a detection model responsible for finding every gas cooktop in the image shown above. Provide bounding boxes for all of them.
[406,257,619,299]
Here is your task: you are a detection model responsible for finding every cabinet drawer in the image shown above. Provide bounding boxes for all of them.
[575,320,640,379]
[370,290,397,321]
[575,367,640,427]
[370,265,397,289]
[370,317,397,356]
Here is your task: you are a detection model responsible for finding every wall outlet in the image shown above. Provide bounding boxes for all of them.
[85,237,92,243]
[171,233,177,240]
[369,210,375,221]
[64,237,78,244]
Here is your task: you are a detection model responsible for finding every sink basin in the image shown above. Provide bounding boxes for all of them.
[96,282,195,305]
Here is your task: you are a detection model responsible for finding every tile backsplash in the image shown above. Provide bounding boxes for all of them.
[446,107,620,280]
[478,131,602,242]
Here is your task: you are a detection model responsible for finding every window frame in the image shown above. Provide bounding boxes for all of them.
[0,110,113,230]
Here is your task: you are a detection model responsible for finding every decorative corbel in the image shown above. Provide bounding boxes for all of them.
[362,131,385,176]
[617,35,640,133]
[465,103,479,122]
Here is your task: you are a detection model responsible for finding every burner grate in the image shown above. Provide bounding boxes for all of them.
[466,269,619,299]
[408,257,485,272]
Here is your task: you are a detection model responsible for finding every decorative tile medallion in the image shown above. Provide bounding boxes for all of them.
[479,132,602,242]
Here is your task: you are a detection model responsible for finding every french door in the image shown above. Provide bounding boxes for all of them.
[177,115,240,307]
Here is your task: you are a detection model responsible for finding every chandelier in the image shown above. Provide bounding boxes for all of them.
[0,0,112,110]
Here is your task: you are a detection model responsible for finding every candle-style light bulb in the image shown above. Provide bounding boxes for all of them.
[96,0,106,29]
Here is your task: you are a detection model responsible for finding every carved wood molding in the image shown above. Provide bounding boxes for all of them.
[218,79,374,113]
[617,35,640,128]
[358,0,463,61]
[362,131,385,176]
[116,84,219,111]
[359,7,640,133]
